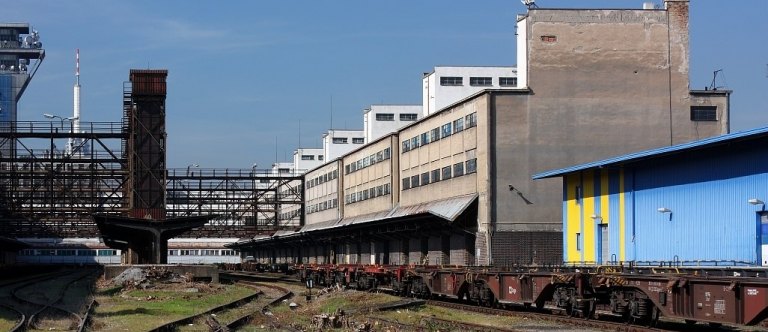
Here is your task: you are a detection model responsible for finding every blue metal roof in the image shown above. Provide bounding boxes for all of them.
[533,126,768,179]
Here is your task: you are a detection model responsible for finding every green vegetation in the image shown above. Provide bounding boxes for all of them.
[91,284,256,331]
[0,306,19,331]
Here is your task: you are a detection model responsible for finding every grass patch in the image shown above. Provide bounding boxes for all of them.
[91,284,256,331]
[0,307,20,331]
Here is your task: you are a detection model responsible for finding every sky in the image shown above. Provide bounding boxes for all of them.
[5,0,768,169]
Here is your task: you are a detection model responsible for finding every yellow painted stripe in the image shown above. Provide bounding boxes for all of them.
[582,171,595,263]
[600,171,609,225]
[619,170,626,261]
[566,175,581,262]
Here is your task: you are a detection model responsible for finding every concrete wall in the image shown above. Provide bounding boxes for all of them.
[323,129,366,162]
[304,160,342,225]
[342,135,397,218]
[422,66,518,116]
[364,105,421,142]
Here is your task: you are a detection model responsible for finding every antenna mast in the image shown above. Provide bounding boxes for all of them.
[70,48,81,155]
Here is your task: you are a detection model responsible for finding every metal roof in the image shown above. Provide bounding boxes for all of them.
[533,126,768,179]
[232,194,478,247]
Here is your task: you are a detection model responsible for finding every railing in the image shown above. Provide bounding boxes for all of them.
[0,121,125,135]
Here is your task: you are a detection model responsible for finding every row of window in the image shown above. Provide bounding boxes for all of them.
[345,183,392,205]
[374,113,419,122]
[402,112,477,153]
[332,137,366,144]
[168,249,239,256]
[439,76,517,87]
[301,154,324,161]
[19,249,118,256]
[344,147,392,175]
[278,208,301,221]
[307,198,338,214]
[307,169,339,189]
[402,158,477,190]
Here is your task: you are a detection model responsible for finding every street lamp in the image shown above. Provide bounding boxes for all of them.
[186,163,199,176]
[43,113,77,127]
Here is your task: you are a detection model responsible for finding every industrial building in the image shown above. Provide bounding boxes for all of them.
[0,23,44,156]
[533,126,768,266]
[232,0,732,266]
[422,66,517,116]
[363,105,421,142]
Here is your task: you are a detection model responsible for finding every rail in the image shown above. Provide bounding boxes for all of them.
[0,121,125,135]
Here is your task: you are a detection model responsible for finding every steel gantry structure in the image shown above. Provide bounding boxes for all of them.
[0,73,303,240]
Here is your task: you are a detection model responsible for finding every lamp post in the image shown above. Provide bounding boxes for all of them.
[43,113,77,127]
[186,163,199,176]
[43,113,78,156]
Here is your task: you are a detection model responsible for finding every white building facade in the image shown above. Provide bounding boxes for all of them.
[292,148,324,174]
[322,129,366,162]
[363,105,421,143]
[422,66,518,116]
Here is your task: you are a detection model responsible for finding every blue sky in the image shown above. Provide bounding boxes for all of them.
[6,0,767,169]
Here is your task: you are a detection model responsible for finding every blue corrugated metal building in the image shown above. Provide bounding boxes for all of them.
[533,127,768,266]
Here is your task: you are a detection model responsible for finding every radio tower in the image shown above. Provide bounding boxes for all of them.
[70,49,81,155]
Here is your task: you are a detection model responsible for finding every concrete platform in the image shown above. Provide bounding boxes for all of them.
[104,264,219,283]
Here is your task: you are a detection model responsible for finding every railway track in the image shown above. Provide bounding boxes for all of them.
[0,267,99,332]
[148,276,296,332]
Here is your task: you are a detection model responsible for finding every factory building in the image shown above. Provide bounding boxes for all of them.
[534,126,768,266]
[322,129,365,161]
[232,0,732,266]
[292,148,324,173]
[422,66,517,116]
[363,105,421,142]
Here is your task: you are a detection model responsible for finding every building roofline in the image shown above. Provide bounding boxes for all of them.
[533,126,768,179]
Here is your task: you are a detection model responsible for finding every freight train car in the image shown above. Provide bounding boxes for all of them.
[297,263,768,327]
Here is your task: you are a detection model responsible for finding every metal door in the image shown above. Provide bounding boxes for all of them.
[599,224,609,264]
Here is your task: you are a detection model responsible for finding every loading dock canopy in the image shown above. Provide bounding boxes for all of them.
[229,194,478,249]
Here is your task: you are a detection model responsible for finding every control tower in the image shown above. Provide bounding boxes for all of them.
[0,23,45,156]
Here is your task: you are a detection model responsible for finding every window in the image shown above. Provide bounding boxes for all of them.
[466,158,477,174]
[421,172,430,185]
[575,186,582,205]
[470,77,492,86]
[318,155,324,161]
[332,137,348,144]
[411,136,419,149]
[440,76,463,86]
[430,128,441,142]
[345,165,351,174]
[576,233,581,251]
[411,175,420,187]
[301,155,314,160]
[541,35,557,43]
[466,113,477,128]
[453,162,464,177]
[384,148,391,159]
[442,166,452,180]
[384,183,390,194]
[453,118,464,133]
[402,139,411,152]
[402,178,410,190]
[420,132,429,146]
[431,169,441,183]
[400,113,418,121]
[690,106,717,121]
[499,77,517,87]
[441,123,452,138]
[352,137,365,144]
[376,113,395,121]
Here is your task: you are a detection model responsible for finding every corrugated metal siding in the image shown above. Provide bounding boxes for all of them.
[632,146,768,265]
